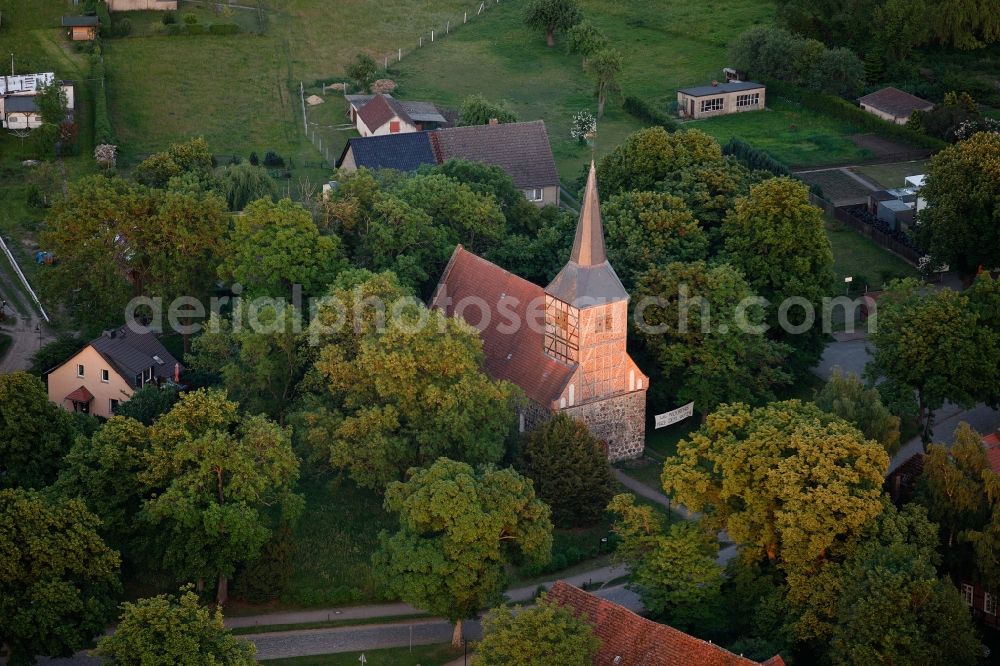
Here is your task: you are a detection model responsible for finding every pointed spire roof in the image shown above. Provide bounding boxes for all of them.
[570,162,607,266]
[544,162,628,308]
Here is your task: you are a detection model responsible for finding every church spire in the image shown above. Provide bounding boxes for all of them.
[544,161,628,307]
[569,162,606,266]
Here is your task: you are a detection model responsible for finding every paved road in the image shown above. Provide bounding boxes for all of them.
[0,260,53,374]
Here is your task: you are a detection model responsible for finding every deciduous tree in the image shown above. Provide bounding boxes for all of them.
[523,0,581,47]
[815,367,901,454]
[633,262,792,416]
[475,595,599,665]
[219,162,274,211]
[723,177,834,373]
[608,493,723,631]
[373,459,552,647]
[458,94,518,126]
[0,489,120,665]
[585,47,623,119]
[565,20,607,69]
[516,413,615,527]
[139,389,302,604]
[97,586,255,665]
[915,131,1000,277]
[661,401,888,573]
[0,371,83,489]
[219,197,346,298]
[133,137,215,190]
[305,278,520,490]
[595,127,726,197]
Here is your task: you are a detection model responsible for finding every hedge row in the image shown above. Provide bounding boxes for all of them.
[90,54,115,146]
[722,137,792,177]
[622,95,678,132]
[764,79,948,151]
[164,23,241,36]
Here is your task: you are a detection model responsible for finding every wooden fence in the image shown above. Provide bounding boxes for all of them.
[809,193,923,266]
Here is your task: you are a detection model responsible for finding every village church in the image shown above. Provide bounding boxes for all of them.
[432,164,647,460]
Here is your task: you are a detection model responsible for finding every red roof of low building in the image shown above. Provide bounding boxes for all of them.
[547,581,786,666]
[431,245,574,406]
[357,93,411,131]
[983,430,1000,474]
[65,385,94,403]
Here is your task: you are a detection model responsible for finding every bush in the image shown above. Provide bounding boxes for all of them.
[249,151,260,166]
[458,93,518,126]
[90,54,115,145]
[113,18,131,37]
[185,23,205,35]
[622,95,678,131]
[208,23,240,35]
[182,12,198,24]
[262,150,284,168]
[346,53,378,93]
[25,186,45,209]
[165,23,183,36]
[161,11,177,25]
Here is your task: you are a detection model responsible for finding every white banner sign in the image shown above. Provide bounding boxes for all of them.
[654,402,695,429]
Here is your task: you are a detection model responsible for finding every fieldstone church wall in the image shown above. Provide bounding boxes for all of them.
[563,391,646,461]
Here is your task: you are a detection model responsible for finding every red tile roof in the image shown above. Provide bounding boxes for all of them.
[357,93,411,131]
[859,87,933,118]
[547,581,787,666]
[983,430,1000,474]
[65,385,94,403]
[431,245,574,407]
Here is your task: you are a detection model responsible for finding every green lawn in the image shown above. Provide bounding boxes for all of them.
[392,0,775,180]
[692,99,872,167]
[825,221,920,291]
[851,160,928,190]
[261,643,462,665]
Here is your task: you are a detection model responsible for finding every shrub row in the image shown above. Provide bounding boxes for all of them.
[90,54,115,146]
[764,80,948,151]
[722,138,792,177]
[164,23,241,36]
[622,95,678,132]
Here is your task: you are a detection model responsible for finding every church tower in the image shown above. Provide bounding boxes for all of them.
[543,163,647,460]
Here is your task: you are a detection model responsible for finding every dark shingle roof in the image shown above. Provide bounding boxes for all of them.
[397,100,446,124]
[859,87,933,117]
[4,96,38,113]
[431,120,559,189]
[548,582,787,666]
[431,245,575,406]
[88,327,181,384]
[61,15,100,26]
[338,132,437,172]
[678,80,765,97]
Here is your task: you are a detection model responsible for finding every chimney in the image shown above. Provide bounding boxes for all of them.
[488,118,499,125]
[711,80,719,87]
[174,362,181,384]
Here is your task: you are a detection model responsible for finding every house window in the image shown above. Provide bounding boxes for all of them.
[110,398,120,413]
[145,366,153,382]
[76,364,85,378]
[101,369,109,383]
[962,583,974,606]
[524,188,544,202]
[389,120,401,133]
[595,311,613,332]
[700,97,724,113]
[736,92,760,108]
[986,592,997,616]
[134,373,143,389]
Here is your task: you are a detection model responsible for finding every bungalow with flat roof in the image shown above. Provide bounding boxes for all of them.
[336,120,561,206]
[677,80,765,119]
[859,87,933,125]
[46,326,182,418]
[107,0,178,10]
[0,72,75,130]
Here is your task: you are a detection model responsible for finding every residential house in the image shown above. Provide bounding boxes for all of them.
[859,87,933,125]
[345,93,447,135]
[0,73,75,130]
[107,0,178,10]
[677,80,766,119]
[432,164,648,460]
[46,327,182,419]
[61,15,100,41]
[547,581,787,666]
[336,120,561,206]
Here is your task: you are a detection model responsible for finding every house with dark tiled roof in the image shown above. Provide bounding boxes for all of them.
[336,120,561,206]
[431,164,647,460]
[1,72,75,130]
[61,15,100,41]
[345,93,447,136]
[859,87,933,125]
[547,581,787,666]
[46,326,182,418]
